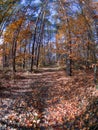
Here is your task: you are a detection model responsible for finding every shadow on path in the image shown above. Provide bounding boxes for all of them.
[0,68,97,129]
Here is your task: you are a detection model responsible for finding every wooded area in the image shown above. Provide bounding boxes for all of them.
[0,0,98,129]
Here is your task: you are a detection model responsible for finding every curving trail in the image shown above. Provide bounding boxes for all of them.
[0,68,98,129]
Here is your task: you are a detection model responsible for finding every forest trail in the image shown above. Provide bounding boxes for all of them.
[0,68,98,129]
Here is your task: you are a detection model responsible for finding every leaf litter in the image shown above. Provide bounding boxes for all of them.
[0,69,98,129]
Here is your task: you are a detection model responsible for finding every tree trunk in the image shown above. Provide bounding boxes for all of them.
[12,24,22,72]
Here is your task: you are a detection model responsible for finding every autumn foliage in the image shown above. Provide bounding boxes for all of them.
[0,0,98,129]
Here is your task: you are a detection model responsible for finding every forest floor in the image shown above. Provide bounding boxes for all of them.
[0,68,98,130]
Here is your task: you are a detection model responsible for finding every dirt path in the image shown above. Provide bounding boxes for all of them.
[0,68,98,129]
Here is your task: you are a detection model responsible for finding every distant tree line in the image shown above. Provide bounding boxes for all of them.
[0,0,98,79]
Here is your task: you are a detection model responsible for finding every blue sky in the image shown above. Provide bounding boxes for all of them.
[21,0,41,4]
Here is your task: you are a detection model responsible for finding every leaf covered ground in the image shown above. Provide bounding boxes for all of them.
[0,68,98,130]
